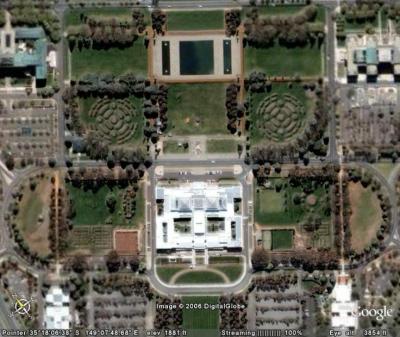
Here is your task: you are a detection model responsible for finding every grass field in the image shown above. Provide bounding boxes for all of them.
[167,11,224,31]
[70,37,147,78]
[245,43,323,77]
[67,183,144,227]
[156,266,186,283]
[207,139,238,153]
[16,177,52,256]
[182,296,219,337]
[175,270,225,284]
[65,8,138,26]
[255,178,331,227]
[213,265,243,282]
[349,183,382,253]
[249,83,311,144]
[78,97,145,146]
[163,140,189,154]
[167,83,228,135]
[372,162,396,180]
[271,229,294,250]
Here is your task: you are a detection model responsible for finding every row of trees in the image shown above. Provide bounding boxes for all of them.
[7,0,61,42]
[226,83,245,135]
[252,247,338,273]
[67,10,146,50]
[220,295,248,330]
[225,10,241,36]
[152,9,166,35]
[154,297,182,329]
[244,5,324,48]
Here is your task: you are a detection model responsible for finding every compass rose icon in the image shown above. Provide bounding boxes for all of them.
[9,293,36,319]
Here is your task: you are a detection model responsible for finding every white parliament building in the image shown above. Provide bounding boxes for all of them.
[155,181,243,251]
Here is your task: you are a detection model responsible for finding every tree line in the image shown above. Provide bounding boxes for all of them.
[67,10,147,50]
[244,4,324,48]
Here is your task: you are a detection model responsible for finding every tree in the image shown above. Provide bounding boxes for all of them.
[129,255,140,272]
[106,250,120,273]
[105,193,117,212]
[70,254,88,274]
[251,248,270,271]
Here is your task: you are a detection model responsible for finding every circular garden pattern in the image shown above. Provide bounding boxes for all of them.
[255,93,306,142]
[89,98,138,144]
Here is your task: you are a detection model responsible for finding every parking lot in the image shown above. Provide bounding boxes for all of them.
[0,98,58,162]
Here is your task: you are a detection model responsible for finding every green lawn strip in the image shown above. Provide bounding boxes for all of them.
[182,296,219,331]
[65,8,147,26]
[16,180,51,256]
[208,256,242,264]
[175,270,225,284]
[243,5,325,21]
[18,187,44,233]
[206,139,237,153]
[156,266,186,283]
[167,83,228,135]
[271,229,294,250]
[71,37,147,78]
[212,265,243,282]
[167,11,224,31]
[245,43,323,77]
[163,140,189,154]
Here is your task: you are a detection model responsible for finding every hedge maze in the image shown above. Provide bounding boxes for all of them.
[89,98,139,145]
[255,93,306,143]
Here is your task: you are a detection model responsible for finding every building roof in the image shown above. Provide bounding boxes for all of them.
[44,286,71,330]
[366,47,378,64]
[155,182,242,250]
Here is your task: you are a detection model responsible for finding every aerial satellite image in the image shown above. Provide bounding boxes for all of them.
[0,0,399,336]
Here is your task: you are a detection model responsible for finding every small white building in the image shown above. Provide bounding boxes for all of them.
[155,181,243,250]
[331,272,358,330]
[44,286,71,330]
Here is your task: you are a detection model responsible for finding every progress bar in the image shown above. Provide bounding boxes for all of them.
[257,330,282,337]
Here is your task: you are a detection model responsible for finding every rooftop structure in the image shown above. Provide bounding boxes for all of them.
[44,286,71,330]
[155,181,242,250]
[344,33,400,83]
[331,272,358,330]
[0,26,47,80]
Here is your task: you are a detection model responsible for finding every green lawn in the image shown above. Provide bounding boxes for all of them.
[183,296,219,337]
[372,162,396,180]
[207,139,238,153]
[67,183,144,227]
[70,38,147,79]
[163,140,189,154]
[245,43,323,77]
[213,265,243,282]
[16,178,51,256]
[271,229,294,250]
[253,5,325,22]
[167,83,228,135]
[65,8,147,26]
[349,183,382,253]
[167,11,224,30]
[175,271,225,284]
[156,266,186,283]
